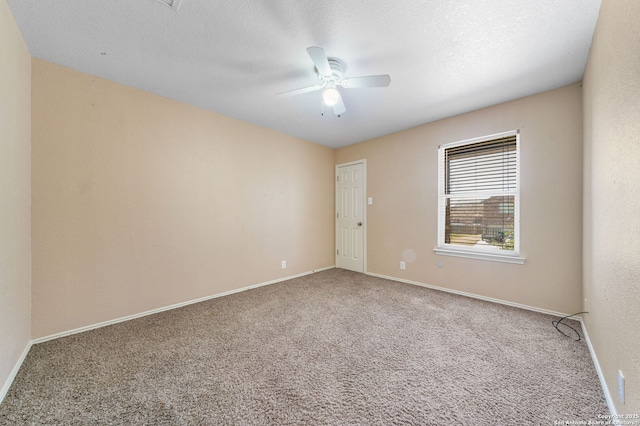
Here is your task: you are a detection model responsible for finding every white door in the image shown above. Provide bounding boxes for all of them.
[336,161,365,272]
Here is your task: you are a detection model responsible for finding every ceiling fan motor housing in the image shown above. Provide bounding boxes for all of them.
[317,58,346,86]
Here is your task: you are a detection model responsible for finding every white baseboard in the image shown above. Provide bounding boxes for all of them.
[580,318,618,420]
[32,266,335,345]
[365,271,572,317]
[0,341,32,405]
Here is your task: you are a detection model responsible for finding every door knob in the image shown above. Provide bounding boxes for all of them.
[357,222,363,227]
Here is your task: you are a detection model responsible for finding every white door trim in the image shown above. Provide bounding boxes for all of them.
[335,159,367,273]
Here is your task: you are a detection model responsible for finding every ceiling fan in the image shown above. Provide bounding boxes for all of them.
[277,46,391,116]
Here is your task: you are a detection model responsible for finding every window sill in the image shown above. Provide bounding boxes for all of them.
[434,247,526,264]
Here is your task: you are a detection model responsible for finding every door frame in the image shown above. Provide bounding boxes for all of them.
[335,159,367,273]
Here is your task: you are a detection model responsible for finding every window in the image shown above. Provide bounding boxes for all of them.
[435,131,524,264]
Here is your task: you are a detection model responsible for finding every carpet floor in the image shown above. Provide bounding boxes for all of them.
[0,268,608,425]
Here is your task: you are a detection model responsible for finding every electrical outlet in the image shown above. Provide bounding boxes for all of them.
[281,260,286,269]
[400,261,406,270]
[618,370,625,404]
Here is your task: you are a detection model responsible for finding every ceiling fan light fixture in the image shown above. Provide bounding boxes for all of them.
[322,88,341,106]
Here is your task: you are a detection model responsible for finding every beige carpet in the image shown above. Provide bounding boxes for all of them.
[0,269,608,424]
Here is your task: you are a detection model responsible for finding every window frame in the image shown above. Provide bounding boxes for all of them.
[434,130,525,264]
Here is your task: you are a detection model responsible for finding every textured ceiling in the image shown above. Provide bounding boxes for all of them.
[8,0,601,148]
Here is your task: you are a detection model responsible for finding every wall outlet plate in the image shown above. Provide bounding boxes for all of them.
[281,260,286,269]
[618,370,625,404]
[400,261,406,270]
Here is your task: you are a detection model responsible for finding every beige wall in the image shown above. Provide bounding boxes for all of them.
[0,0,32,395]
[31,59,335,339]
[336,84,583,314]
[583,0,640,414]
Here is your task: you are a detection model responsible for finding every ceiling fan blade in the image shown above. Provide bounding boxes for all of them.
[333,96,346,116]
[277,84,324,98]
[306,46,332,77]
[340,75,391,88]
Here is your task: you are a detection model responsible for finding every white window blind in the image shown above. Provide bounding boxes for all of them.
[436,131,522,263]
